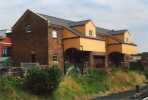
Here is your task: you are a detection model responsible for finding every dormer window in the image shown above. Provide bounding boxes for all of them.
[89,30,93,36]
[25,24,32,33]
[52,30,57,38]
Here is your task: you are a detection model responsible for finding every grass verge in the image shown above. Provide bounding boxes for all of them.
[0,68,146,100]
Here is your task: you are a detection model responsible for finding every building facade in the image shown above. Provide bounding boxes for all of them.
[0,30,12,58]
[11,10,137,68]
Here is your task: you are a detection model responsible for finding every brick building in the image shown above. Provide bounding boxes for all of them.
[0,30,12,58]
[11,10,137,68]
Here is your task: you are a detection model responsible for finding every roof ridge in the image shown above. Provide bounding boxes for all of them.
[38,13,75,23]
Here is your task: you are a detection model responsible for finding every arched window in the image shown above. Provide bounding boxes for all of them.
[52,30,57,38]
[25,24,32,33]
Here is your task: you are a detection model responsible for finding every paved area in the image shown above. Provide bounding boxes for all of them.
[92,85,148,100]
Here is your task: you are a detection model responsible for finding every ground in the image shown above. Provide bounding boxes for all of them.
[0,68,147,100]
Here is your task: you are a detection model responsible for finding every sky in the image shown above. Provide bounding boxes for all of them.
[0,0,148,52]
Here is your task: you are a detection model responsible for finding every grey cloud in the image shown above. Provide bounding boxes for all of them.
[0,0,147,51]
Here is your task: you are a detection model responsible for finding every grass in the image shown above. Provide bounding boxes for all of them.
[0,68,147,100]
[52,68,146,100]
[0,76,49,100]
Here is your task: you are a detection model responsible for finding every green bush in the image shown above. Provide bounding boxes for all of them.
[46,65,63,91]
[144,70,148,79]
[24,66,62,95]
[0,76,23,100]
[85,68,108,81]
[0,58,12,67]
[130,62,144,71]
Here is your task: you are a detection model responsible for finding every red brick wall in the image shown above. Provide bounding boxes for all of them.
[0,44,3,57]
[0,37,12,57]
[12,11,48,66]
[48,26,64,68]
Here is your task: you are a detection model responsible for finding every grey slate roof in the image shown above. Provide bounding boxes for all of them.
[108,30,128,35]
[38,13,127,37]
[69,20,91,27]
[96,27,111,34]
[38,13,74,26]
[96,27,128,36]
[38,13,83,36]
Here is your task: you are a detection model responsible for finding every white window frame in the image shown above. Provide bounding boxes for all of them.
[52,30,58,38]
[25,24,32,33]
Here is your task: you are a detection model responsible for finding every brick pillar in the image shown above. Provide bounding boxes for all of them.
[123,54,130,68]
[89,52,94,68]
[105,55,108,68]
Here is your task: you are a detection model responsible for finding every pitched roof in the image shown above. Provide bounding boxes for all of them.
[38,13,74,26]
[37,11,127,39]
[96,27,111,34]
[38,13,88,37]
[96,27,128,36]
[108,30,128,35]
[69,20,91,27]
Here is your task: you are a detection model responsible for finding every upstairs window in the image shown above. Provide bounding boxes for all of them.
[89,30,93,36]
[52,30,57,38]
[25,24,32,33]
[53,55,58,61]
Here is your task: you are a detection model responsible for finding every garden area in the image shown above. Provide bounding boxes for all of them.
[0,65,148,100]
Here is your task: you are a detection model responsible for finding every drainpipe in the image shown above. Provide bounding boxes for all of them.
[80,45,84,74]
[61,28,66,75]
[105,38,109,69]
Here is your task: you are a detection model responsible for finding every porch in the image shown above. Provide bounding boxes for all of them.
[64,48,106,69]
[107,43,138,67]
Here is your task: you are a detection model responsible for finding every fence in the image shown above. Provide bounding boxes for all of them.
[0,67,25,76]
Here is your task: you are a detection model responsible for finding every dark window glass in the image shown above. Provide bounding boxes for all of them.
[53,55,58,61]
[89,30,93,36]
[2,47,11,57]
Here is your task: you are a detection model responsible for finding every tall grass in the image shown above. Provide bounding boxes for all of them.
[0,76,50,100]
[0,68,146,100]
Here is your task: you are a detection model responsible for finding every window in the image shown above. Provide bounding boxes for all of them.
[2,48,11,57]
[53,55,58,61]
[89,30,93,36]
[25,24,32,33]
[2,48,7,57]
[31,54,36,63]
[52,30,57,38]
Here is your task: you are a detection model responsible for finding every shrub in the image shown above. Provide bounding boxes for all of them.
[143,70,148,79]
[130,61,144,71]
[0,58,12,67]
[0,76,22,100]
[85,68,108,81]
[46,65,63,91]
[24,66,62,95]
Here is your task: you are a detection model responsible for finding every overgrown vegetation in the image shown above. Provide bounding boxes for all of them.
[53,68,146,100]
[24,66,62,95]
[0,67,147,100]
